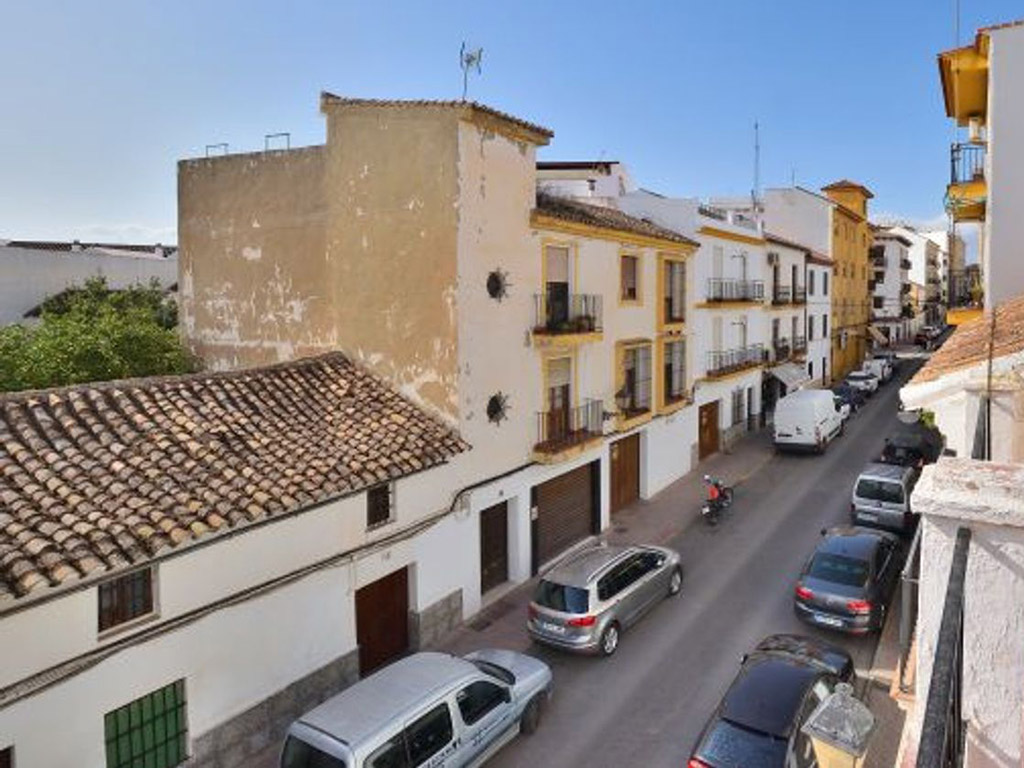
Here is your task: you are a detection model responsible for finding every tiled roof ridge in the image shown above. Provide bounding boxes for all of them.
[534,191,699,247]
[320,92,553,140]
[0,351,469,602]
[2,240,176,254]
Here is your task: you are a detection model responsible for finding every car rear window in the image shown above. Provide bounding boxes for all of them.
[281,736,346,768]
[698,720,787,767]
[533,580,589,613]
[856,478,905,504]
[808,553,870,588]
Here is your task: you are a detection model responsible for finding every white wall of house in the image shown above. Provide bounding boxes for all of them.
[872,233,911,342]
[536,162,635,203]
[0,243,177,325]
[805,260,833,385]
[758,188,833,257]
[912,459,1024,768]
[765,240,807,367]
[984,23,1024,309]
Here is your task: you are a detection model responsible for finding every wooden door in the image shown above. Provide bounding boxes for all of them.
[355,567,409,675]
[610,434,640,514]
[479,502,509,595]
[699,401,720,459]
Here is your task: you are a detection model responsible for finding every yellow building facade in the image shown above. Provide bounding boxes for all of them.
[823,180,873,382]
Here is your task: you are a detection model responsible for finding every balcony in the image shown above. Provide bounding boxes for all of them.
[533,399,603,461]
[792,286,807,304]
[946,142,986,222]
[706,279,764,304]
[772,337,791,362]
[771,285,791,305]
[532,293,602,346]
[792,335,807,356]
[706,344,766,378]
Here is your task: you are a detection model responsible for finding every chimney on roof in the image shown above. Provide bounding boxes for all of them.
[71,240,82,252]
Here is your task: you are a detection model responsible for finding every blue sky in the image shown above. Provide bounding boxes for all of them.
[0,1,1020,244]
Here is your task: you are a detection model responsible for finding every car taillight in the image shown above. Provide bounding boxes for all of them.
[847,599,872,614]
[795,585,814,600]
[567,615,596,627]
[527,605,538,620]
[688,759,711,768]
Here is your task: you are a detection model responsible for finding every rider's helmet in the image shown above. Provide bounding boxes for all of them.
[702,474,712,483]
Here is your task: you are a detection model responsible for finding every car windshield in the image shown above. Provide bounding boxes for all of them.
[808,552,870,587]
[698,720,787,768]
[533,580,589,613]
[856,478,905,504]
[848,373,867,380]
[471,659,515,685]
[280,736,346,768]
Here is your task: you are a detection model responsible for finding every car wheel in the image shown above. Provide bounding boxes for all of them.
[599,622,620,657]
[520,696,542,735]
[668,566,683,596]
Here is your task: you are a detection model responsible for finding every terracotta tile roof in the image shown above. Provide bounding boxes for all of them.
[0,353,468,602]
[911,294,1024,384]
[533,192,698,247]
[2,240,175,256]
[765,231,811,253]
[319,92,553,142]
[821,179,875,199]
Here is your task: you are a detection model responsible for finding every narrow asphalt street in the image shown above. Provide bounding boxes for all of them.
[451,359,922,768]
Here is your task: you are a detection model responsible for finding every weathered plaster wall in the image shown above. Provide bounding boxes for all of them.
[324,105,461,422]
[914,459,1024,768]
[178,146,330,370]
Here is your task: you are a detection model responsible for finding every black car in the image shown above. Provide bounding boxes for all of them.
[832,383,866,412]
[689,635,854,768]
[793,527,902,634]
[879,423,944,469]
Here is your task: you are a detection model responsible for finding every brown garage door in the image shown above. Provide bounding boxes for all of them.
[532,461,598,573]
[355,567,408,675]
[699,401,720,459]
[610,434,640,514]
[480,501,509,595]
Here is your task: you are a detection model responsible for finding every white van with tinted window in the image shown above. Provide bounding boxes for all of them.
[773,389,844,453]
[280,650,552,768]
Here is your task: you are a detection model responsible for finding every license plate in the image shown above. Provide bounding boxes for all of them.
[540,621,565,635]
[858,512,879,523]
[814,614,843,628]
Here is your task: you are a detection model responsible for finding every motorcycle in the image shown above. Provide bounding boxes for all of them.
[701,478,734,526]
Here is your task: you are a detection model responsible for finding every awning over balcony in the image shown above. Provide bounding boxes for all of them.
[768,362,810,390]
[867,324,889,345]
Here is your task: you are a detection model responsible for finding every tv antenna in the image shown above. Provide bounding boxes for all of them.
[460,42,483,101]
[751,120,762,216]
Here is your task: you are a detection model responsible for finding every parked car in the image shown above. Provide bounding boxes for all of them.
[280,650,552,768]
[872,350,899,371]
[793,527,903,634]
[851,462,918,534]
[879,423,944,469]
[844,371,879,396]
[688,634,855,768]
[773,389,845,453]
[527,543,682,656]
[832,383,866,412]
[862,357,892,383]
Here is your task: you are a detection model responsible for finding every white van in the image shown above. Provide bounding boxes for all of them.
[281,650,552,768]
[773,389,844,453]
[862,358,892,383]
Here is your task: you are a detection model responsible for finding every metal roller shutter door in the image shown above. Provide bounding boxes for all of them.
[534,462,595,568]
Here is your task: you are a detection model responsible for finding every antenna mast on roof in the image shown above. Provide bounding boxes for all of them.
[460,42,483,101]
[752,120,762,218]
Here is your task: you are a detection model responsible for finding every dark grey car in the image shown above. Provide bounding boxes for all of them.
[527,543,682,656]
[793,527,903,634]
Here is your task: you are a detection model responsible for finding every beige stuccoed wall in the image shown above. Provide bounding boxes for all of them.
[324,104,461,422]
[913,458,1024,768]
[178,146,331,370]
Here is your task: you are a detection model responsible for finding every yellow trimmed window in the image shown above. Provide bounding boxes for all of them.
[662,339,687,406]
[620,254,640,302]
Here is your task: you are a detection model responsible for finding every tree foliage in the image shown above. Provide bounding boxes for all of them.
[0,277,196,393]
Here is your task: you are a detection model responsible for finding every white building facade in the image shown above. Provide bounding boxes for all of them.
[891,226,943,326]
[804,252,834,386]
[870,228,913,343]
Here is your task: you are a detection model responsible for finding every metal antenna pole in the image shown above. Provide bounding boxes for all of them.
[752,121,761,215]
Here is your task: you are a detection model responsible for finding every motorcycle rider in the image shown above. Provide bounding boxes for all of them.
[703,474,723,509]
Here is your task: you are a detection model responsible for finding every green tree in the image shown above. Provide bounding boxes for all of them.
[0,277,196,393]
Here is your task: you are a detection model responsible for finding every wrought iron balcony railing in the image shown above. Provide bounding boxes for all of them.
[950,142,985,186]
[534,399,603,455]
[792,335,807,354]
[706,279,764,303]
[707,344,766,377]
[772,285,791,305]
[772,338,791,362]
[532,293,603,335]
[793,286,807,304]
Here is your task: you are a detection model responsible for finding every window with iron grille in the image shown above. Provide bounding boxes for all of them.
[104,680,187,768]
[98,568,155,633]
[731,389,746,427]
[620,255,640,301]
[663,260,685,322]
[367,483,393,529]
[663,340,686,405]
[621,344,652,415]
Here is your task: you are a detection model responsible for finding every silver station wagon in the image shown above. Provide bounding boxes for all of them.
[527,543,683,656]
